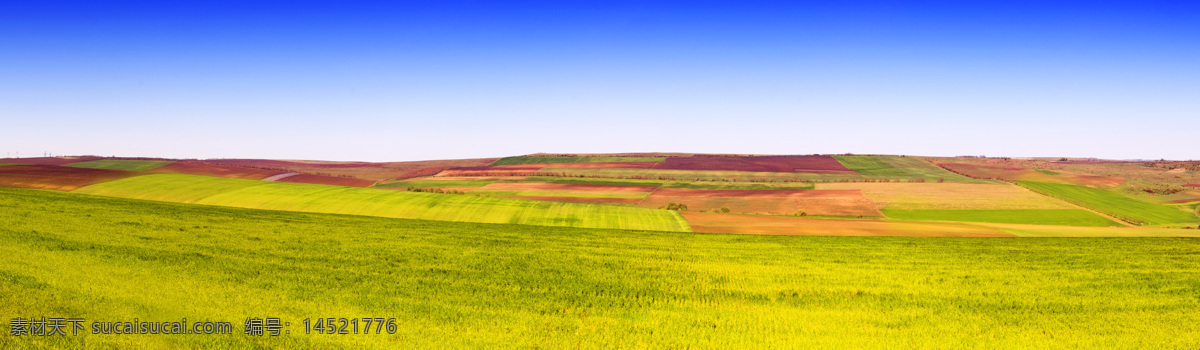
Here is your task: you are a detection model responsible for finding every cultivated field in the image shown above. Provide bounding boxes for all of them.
[639,188,882,216]
[63,159,173,171]
[73,174,689,232]
[491,156,665,165]
[1018,181,1200,226]
[3,187,1200,348]
[0,165,137,191]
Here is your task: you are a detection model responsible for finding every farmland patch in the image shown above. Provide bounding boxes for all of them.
[491,156,664,165]
[639,188,881,216]
[680,212,1011,236]
[654,155,853,173]
[0,165,136,191]
[1017,181,1200,225]
[882,209,1120,227]
[816,183,1073,210]
[64,159,173,171]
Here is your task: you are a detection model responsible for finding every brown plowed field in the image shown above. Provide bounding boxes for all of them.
[1185,184,1200,189]
[0,157,104,166]
[511,162,661,169]
[653,155,854,173]
[477,182,657,194]
[149,162,278,179]
[639,188,881,216]
[0,165,135,191]
[491,196,642,204]
[274,174,376,187]
[437,169,541,177]
[1164,198,1200,204]
[681,212,1014,237]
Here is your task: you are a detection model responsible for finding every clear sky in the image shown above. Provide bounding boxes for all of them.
[2,1,1197,161]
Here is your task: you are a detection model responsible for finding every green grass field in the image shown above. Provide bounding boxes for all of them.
[0,163,22,166]
[374,179,498,188]
[73,174,689,232]
[2,187,1199,348]
[1018,181,1200,226]
[63,159,173,171]
[491,156,665,165]
[882,209,1121,227]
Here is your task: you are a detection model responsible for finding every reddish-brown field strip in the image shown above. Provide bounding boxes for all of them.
[936,162,1028,180]
[1068,175,1125,188]
[639,188,881,216]
[0,157,105,166]
[476,182,657,193]
[437,169,542,177]
[149,162,278,179]
[0,165,136,191]
[1164,198,1200,204]
[937,162,1124,187]
[1185,184,1200,189]
[491,196,642,204]
[274,174,376,187]
[398,176,529,181]
[681,212,1014,237]
[653,155,854,173]
[506,162,661,169]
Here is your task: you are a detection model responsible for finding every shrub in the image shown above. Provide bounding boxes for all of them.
[793,209,807,217]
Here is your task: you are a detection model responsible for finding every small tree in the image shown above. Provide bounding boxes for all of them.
[720,206,731,214]
[793,209,807,216]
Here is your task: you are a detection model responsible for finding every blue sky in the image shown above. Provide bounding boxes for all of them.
[2,1,1197,161]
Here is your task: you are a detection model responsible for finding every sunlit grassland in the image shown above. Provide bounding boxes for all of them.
[63,160,173,171]
[882,209,1120,227]
[73,174,689,232]
[491,156,664,165]
[1018,181,1200,226]
[1,187,1199,348]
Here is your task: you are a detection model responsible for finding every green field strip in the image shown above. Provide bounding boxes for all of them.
[374,179,498,188]
[468,191,648,199]
[73,174,689,232]
[0,163,23,166]
[64,159,174,171]
[491,156,665,165]
[882,209,1121,227]
[518,176,667,187]
[1017,181,1200,225]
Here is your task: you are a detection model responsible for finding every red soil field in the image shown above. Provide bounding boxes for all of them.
[491,196,642,204]
[516,162,661,169]
[653,155,854,173]
[438,162,660,177]
[1185,184,1200,189]
[149,162,278,180]
[680,212,1013,237]
[476,182,657,193]
[936,162,1027,180]
[936,162,1124,187]
[639,188,880,216]
[0,165,135,191]
[0,156,104,166]
[274,174,376,187]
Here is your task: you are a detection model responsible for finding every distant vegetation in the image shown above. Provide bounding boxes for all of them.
[491,156,665,165]
[64,159,173,171]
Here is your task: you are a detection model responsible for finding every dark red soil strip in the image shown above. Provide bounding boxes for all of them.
[0,165,136,191]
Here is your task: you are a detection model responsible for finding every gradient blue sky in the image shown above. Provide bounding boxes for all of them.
[2,1,1197,161]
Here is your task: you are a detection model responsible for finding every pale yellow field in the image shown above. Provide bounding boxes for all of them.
[815,182,1073,210]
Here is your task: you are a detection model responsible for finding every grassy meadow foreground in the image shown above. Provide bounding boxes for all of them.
[2,187,1199,348]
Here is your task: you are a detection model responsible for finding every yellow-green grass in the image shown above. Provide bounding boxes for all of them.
[374,179,497,188]
[469,191,647,199]
[834,155,988,183]
[3,187,1200,348]
[817,182,1074,210]
[63,159,173,171]
[0,163,22,166]
[491,156,664,165]
[1018,181,1200,226]
[981,223,1200,237]
[882,209,1121,227]
[73,174,689,232]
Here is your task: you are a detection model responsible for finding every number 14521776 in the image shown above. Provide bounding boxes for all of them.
[302,318,396,335]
